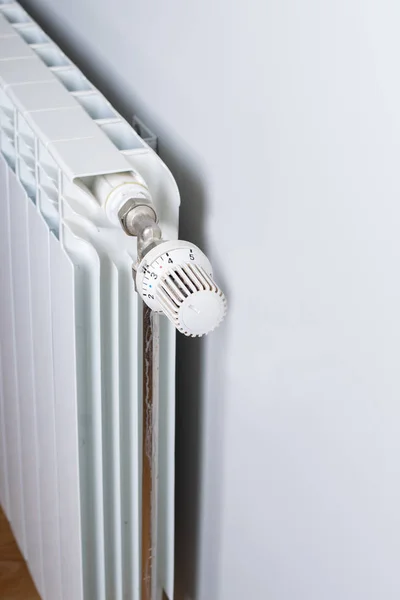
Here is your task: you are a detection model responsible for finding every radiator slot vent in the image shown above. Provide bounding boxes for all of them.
[0,4,30,24]
[53,67,92,92]
[75,92,117,121]
[16,24,49,45]
[33,43,70,67]
[1,135,15,170]
[99,121,146,151]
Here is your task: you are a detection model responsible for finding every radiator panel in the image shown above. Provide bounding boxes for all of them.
[28,202,64,600]
[50,235,84,600]
[0,159,26,553]
[9,168,43,588]
[70,232,106,600]
[0,157,10,516]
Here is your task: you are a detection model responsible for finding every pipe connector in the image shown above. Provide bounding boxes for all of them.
[118,202,162,258]
[92,171,154,227]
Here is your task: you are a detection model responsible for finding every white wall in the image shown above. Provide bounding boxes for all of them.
[22,1,400,598]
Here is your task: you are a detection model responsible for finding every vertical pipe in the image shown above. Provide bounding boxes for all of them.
[141,306,160,600]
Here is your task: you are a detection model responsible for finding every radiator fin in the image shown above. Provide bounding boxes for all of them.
[9,169,44,591]
[28,202,64,600]
[0,158,26,554]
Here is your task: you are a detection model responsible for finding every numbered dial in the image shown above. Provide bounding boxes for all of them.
[136,240,227,337]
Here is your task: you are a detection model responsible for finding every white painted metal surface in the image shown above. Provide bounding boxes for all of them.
[0,3,179,599]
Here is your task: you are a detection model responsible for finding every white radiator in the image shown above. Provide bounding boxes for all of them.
[0,3,179,599]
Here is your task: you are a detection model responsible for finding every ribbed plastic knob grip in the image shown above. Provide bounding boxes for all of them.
[156,263,227,336]
[135,241,227,337]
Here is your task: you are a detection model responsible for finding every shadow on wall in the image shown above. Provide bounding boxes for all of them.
[18,3,213,598]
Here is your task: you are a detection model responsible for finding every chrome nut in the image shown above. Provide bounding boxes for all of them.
[118,199,157,236]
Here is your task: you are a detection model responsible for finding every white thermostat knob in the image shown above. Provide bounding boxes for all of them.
[136,240,227,337]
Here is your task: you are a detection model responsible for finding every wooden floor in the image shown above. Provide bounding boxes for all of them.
[0,507,40,599]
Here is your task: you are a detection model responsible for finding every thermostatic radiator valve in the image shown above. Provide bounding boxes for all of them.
[93,172,227,337]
